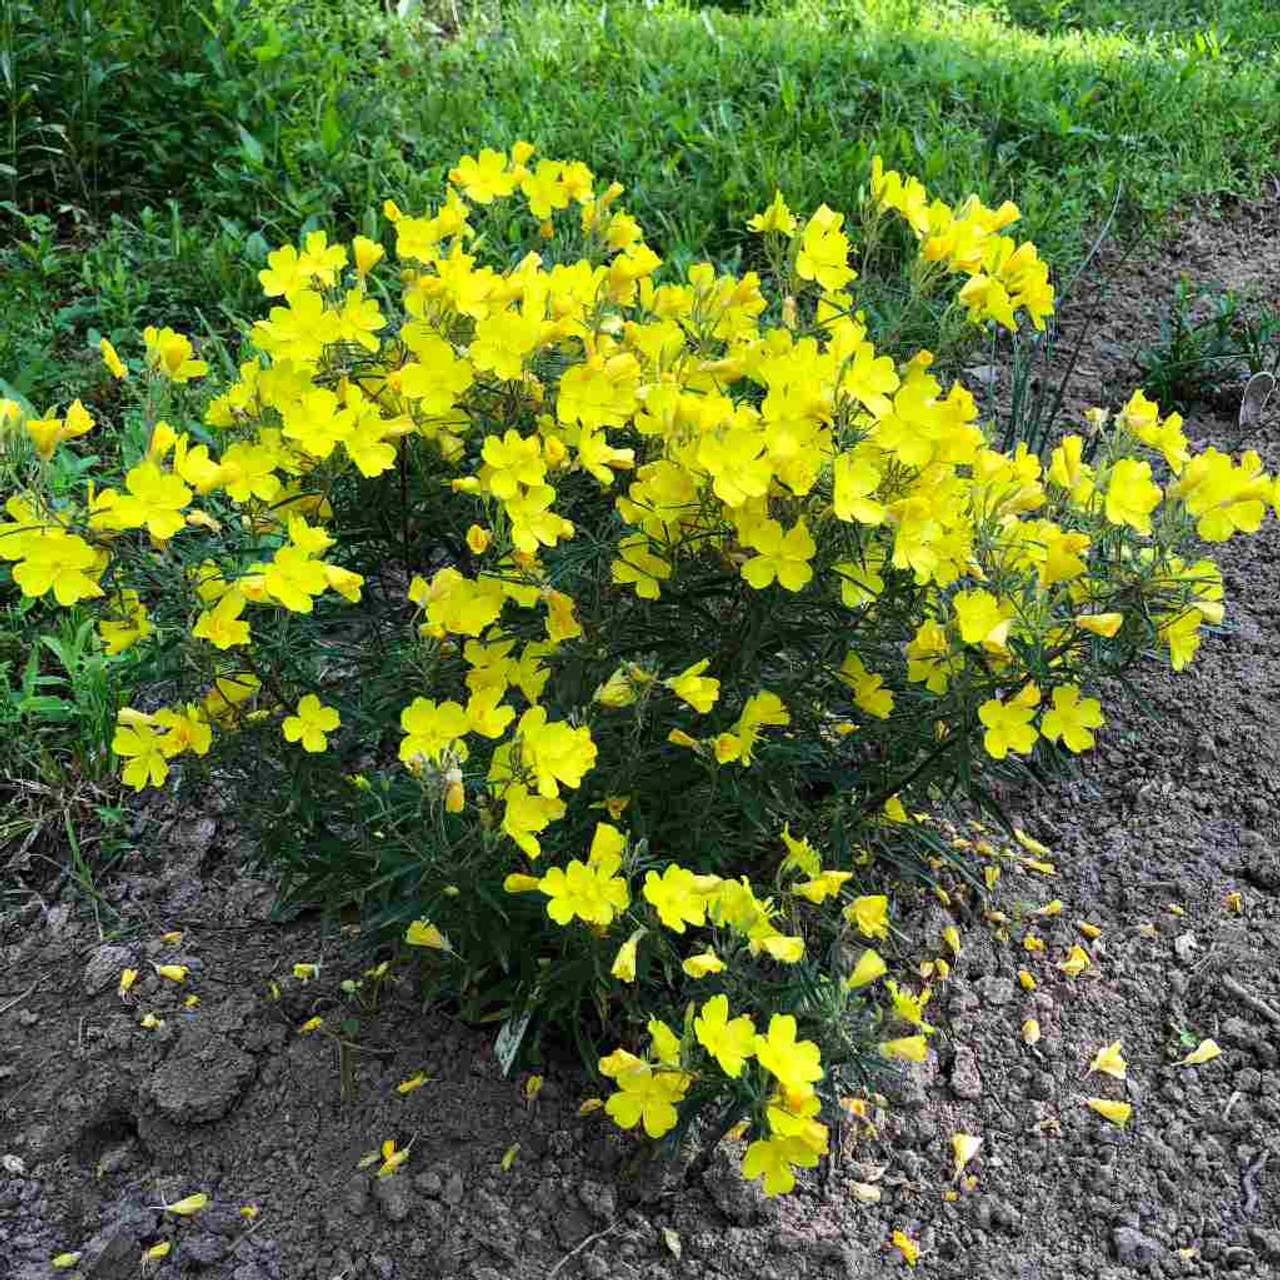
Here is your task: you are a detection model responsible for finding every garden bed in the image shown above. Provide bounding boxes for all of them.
[2,184,1278,1280]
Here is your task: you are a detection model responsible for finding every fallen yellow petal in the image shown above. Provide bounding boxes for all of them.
[139,1013,163,1029]
[1077,921,1102,939]
[397,1073,430,1095]
[1086,1098,1132,1127]
[880,1035,928,1062]
[891,1229,920,1266]
[1035,900,1063,917]
[1014,828,1051,857]
[1177,1038,1222,1066]
[143,1242,171,1261]
[373,1152,409,1177]
[160,931,183,944]
[1017,969,1037,991]
[155,964,188,983]
[164,1192,208,1216]
[52,1253,82,1269]
[298,1016,324,1035]
[1022,1019,1041,1045]
[1166,904,1185,917]
[1088,1041,1127,1080]
[500,1143,520,1171]
[1021,858,1056,875]
[951,1132,982,1179]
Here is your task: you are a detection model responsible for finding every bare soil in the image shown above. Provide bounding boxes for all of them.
[3,187,1280,1280]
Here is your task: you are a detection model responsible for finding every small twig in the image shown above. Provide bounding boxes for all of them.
[227,1214,265,1259]
[1221,974,1280,1025]
[0,983,36,1017]
[547,1221,619,1279]
[1242,1149,1269,1218]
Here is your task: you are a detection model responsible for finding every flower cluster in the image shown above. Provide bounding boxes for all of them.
[3,144,1274,1197]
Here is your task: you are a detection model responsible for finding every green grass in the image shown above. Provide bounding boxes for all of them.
[4,0,1280,414]
[3,0,1278,879]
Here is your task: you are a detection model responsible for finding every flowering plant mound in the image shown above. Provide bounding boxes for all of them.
[2,144,1274,1195]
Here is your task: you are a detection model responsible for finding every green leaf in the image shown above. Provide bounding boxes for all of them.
[237,124,264,168]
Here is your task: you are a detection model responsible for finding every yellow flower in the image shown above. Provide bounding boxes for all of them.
[143,325,209,382]
[844,894,889,940]
[746,190,797,236]
[740,1132,819,1196]
[694,995,757,1078]
[754,1014,823,1098]
[844,948,886,990]
[603,1061,689,1138]
[611,929,644,982]
[282,695,340,753]
[682,949,725,978]
[1040,685,1105,753]
[100,337,128,379]
[404,920,448,949]
[665,658,721,714]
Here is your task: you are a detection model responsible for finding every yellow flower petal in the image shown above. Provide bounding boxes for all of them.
[1085,1098,1132,1127]
[164,1192,208,1216]
[1059,944,1090,977]
[844,948,887,990]
[1021,1019,1041,1045]
[1177,1038,1222,1066]
[404,919,447,949]
[891,1228,920,1265]
[951,1132,982,1179]
[879,1035,927,1062]
[1088,1041,1127,1080]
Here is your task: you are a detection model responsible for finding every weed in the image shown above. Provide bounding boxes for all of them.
[1135,278,1280,410]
